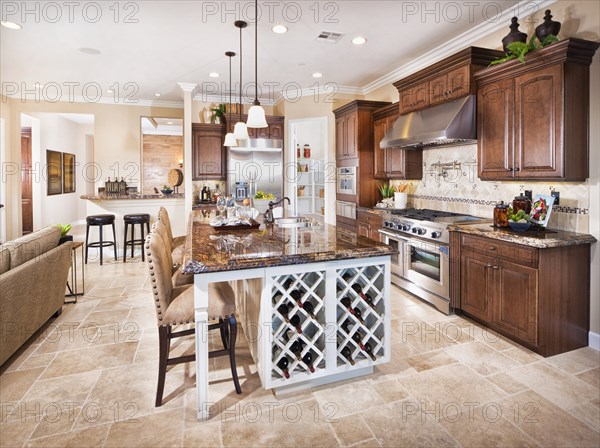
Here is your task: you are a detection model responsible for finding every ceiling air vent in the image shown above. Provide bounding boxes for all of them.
[315,31,344,43]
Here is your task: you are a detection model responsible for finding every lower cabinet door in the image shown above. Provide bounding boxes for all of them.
[493,259,538,345]
[460,254,494,322]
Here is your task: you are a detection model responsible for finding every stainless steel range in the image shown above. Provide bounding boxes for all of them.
[378,208,490,314]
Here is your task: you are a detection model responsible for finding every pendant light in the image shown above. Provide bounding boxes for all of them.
[224,51,238,147]
[246,0,268,128]
[233,20,249,140]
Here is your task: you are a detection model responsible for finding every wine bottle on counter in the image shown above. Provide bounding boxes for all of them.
[340,297,355,314]
[352,329,365,350]
[353,307,365,324]
[341,346,356,366]
[302,352,315,373]
[276,356,290,379]
[364,342,377,361]
[290,340,305,360]
[290,314,303,334]
[303,300,316,319]
[351,284,377,310]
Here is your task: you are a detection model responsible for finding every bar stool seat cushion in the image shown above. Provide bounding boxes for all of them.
[86,214,115,225]
[172,266,193,287]
[162,282,236,325]
[124,213,150,223]
[172,243,186,266]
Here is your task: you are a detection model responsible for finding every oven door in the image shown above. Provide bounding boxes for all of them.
[404,239,449,300]
[378,230,404,279]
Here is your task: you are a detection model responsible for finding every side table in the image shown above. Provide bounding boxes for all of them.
[66,241,85,303]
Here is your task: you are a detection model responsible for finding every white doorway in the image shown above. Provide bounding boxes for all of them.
[288,117,328,221]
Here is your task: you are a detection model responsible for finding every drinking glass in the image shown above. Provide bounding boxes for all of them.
[216,197,226,214]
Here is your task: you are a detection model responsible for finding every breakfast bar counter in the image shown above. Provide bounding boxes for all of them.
[182,210,394,420]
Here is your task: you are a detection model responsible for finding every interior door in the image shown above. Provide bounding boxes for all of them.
[21,128,33,234]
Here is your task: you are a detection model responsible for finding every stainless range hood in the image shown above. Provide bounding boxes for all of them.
[229,138,283,152]
[380,95,476,149]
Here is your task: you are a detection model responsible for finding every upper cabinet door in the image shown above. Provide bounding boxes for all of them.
[429,73,448,106]
[373,118,388,179]
[514,64,563,178]
[478,79,515,180]
[447,65,470,99]
[399,81,430,114]
[269,123,283,139]
[192,125,226,180]
[345,112,358,159]
[335,116,346,159]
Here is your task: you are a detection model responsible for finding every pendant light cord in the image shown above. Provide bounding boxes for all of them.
[254,0,260,106]
[239,24,243,123]
[228,55,232,126]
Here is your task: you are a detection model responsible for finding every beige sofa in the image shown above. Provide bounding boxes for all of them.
[0,226,72,366]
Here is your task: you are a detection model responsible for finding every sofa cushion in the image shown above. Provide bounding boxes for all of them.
[5,226,61,269]
[0,246,10,275]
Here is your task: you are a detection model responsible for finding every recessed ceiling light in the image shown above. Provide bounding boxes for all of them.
[79,47,101,55]
[352,36,367,45]
[154,93,161,97]
[1,21,22,30]
[209,72,220,78]
[312,72,323,78]
[272,25,288,34]
[167,121,174,125]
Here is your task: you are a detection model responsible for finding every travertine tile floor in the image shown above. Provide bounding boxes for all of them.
[1,254,599,448]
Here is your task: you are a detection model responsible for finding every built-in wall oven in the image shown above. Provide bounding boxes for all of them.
[336,167,356,196]
[379,229,450,314]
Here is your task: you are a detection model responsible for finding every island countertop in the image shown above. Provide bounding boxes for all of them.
[449,223,597,248]
[182,210,395,274]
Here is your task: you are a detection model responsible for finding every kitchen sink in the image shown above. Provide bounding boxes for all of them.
[275,217,319,228]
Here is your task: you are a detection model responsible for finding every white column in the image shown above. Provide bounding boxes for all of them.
[178,82,197,219]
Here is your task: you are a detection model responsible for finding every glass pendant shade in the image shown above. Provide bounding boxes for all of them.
[224,132,237,147]
[247,105,268,128]
[233,121,249,140]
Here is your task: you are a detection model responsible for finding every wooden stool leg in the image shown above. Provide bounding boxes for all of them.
[85,224,90,264]
[227,316,242,394]
[156,326,170,407]
[112,222,117,261]
[123,222,128,263]
[219,318,229,349]
[98,224,104,266]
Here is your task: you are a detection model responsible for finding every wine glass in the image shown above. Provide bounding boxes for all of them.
[216,197,226,215]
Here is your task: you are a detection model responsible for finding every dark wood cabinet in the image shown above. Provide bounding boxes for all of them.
[452,231,592,357]
[192,124,226,180]
[231,115,284,140]
[357,211,383,242]
[395,47,503,115]
[269,122,283,139]
[373,103,423,180]
[475,38,599,181]
[334,101,390,215]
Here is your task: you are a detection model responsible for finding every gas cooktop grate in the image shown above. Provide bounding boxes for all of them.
[389,208,461,221]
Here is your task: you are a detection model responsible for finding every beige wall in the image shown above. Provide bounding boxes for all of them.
[142,134,184,195]
[2,98,182,239]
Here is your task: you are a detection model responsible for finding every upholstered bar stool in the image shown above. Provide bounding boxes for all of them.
[85,214,117,265]
[157,207,185,266]
[123,213,151,262]
[145,230,242,407]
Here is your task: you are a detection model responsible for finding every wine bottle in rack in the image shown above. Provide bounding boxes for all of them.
[351,284,377,311]
[303,300,316,319]
[353,307,364,324]
[302,351,315,373]
[290,289,304,308]
[352,329,365,350]
[283,278,294,290]
[290,314,303,334]
[290,340,305,360]
[342,272,353,282]
[364,342,377,361]
[277,303,290,322]
[281,327,295,342]
[341,345,356,366]
[340,297,355,314]
[276,356,290,379]
[341,319,353,334]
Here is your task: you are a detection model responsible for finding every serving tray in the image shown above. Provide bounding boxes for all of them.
[212,219,261,231]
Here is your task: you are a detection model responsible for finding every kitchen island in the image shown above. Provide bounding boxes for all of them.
[181,210,394,420]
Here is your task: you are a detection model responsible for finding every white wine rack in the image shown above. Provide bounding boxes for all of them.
[260,257,391,391]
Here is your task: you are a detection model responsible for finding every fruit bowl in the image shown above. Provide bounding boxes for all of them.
[161,188,174,195]
[508,221,531,232]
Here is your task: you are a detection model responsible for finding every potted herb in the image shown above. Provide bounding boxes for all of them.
[490,34,559,66]
[57,224,73,245]
[210,104,226,124]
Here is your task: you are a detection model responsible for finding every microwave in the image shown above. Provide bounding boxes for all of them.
[336,167,356,195]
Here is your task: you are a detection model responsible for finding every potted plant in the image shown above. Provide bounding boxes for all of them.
[210,104,226,124]
[57,224,73,245]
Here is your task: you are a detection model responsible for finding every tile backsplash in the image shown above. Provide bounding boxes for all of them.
[390,144,589,234]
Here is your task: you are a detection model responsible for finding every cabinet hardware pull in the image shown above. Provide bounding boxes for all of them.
[514,167,520,172]
[492,266,499,270]
[506,168,514,172]
[489,246,496,250]
[486,264,493,268]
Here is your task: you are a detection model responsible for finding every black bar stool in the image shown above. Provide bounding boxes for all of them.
[85,214,117,265]
[123,214,151,262]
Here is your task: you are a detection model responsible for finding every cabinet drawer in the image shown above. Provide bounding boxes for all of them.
[460,234,538,267]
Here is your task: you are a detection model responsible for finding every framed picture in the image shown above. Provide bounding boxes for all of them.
[46,150,62,196]
[530,194,555,227]
[63,153,76,193]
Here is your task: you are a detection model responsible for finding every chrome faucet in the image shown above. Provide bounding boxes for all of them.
[264,197,291,224]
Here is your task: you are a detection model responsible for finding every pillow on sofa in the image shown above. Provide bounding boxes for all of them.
[5,226,61,269]
[0,246,10,275]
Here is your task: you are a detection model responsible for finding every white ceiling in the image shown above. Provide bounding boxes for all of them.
[2,1,526,104]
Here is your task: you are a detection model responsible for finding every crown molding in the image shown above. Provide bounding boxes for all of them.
[2,94,183,108]
[192,93,277,107]
[362,0,557,95]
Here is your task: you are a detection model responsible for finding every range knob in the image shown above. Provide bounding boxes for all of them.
[431,231,442,239]
[384,221,392,228]
[417,228,427,235]
[402,224,412,231]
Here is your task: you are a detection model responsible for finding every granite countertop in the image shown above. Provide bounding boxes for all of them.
[449,223,597,248]
[81,194,185,200]
[182,210,395,274]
